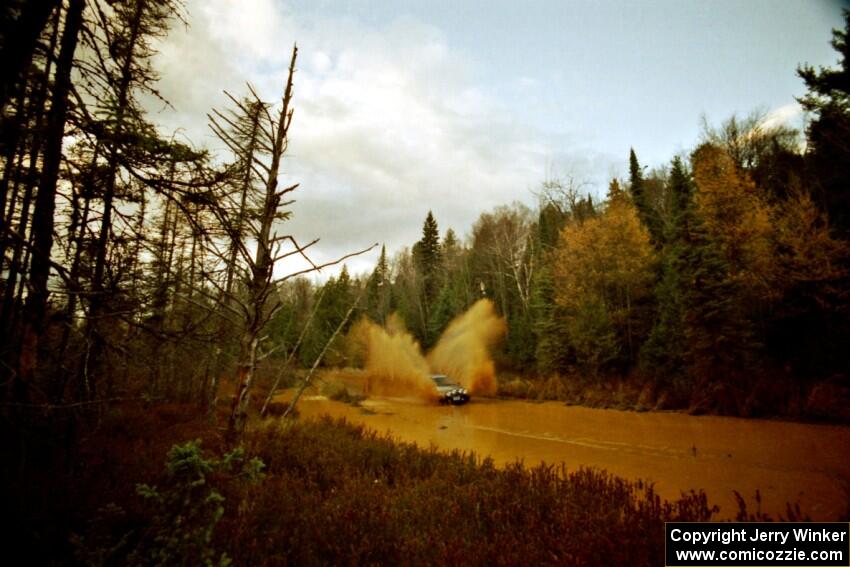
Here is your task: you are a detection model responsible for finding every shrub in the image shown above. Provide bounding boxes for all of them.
[17,403,730,566]
[74,440,264,567]
[217,417,718,566]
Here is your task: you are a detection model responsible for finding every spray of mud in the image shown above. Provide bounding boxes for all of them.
[361,314,437,400]
[354,299,506,400]
[427,299,506,396]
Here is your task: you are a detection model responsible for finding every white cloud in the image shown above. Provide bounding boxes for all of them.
[146,0,603,279]
[761,102,804,131]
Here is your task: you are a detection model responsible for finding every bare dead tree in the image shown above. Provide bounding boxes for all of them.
[206,45,375,436]
[534,173,595,217]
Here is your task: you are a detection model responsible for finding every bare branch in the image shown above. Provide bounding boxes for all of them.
[277,243,378,283]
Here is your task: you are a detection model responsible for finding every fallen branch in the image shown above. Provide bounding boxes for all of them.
[260,285,326,417]
[282,288,363,418]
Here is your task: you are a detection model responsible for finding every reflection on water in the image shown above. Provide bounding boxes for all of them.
[279,393,850,520]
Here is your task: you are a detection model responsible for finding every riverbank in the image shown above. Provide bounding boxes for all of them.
[495,373,850,424]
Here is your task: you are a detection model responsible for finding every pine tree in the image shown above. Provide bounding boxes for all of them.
[566,296,619,379]
[427,283,460,344]
[628,148,663,245]
[691,144,775,304]
[302,267,357,367]
[536,202,567,252]
[641,157,692,381]
[531,202,569,375]
[531,265,570,375]
[0,0,59,112]
[414,211,442,344]
[365,244,390,324]
[681,219,755,382]
[797,10,850,234]
[443,228,458,254]
[416,210,442,301]
[16,0,85,398]
[681,150,760,384]
[629,148,644,203]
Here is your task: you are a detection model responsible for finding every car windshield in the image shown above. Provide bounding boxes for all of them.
[432,375,449,386]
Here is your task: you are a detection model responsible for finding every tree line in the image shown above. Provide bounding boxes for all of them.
[274,12,850,413]
[1,1,848,429]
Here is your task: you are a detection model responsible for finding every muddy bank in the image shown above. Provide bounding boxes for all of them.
[278,392,850,521]
[495,374,850,423]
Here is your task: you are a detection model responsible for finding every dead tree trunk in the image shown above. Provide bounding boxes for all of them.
[206,45,374,436]
[15,0,85,401]
[227,47,299,436]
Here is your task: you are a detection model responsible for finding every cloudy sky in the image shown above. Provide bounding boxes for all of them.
[146,0,847,279]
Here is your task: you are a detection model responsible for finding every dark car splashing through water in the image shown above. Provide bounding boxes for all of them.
[431,375,470,405]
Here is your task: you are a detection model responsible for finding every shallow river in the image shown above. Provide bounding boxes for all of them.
[281,394,850,520]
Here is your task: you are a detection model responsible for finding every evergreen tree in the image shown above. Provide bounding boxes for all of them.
[797,10,850,235]
[365,244,390,324]
[16,0,85,396]
[641,157,692,381]
[572,194,597,224]
[531,203,569,375]
[414,211,442,344]
[566,296,619,380]
[427,283,460,344]
[628,148,663,245]
[442,228,459,255]
[303,267,357,367]
[531,265,571,376]
[681,219,755,383]
[628,148,644,203]
[416,210,442,300]
[537,202,568,252]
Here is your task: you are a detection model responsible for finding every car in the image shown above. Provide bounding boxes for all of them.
[431,374,470,405]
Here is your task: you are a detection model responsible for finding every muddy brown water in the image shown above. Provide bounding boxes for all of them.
[277,393,850,520]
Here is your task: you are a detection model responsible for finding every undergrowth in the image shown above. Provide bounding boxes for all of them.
[4,401,811,566]
[223,417,717,566]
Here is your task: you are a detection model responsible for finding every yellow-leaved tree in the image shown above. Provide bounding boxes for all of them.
[553,196,656,376]
[691,144,776,302]
[772,188,849,295]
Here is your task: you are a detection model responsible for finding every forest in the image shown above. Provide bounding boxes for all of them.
[1,1,849,564]
[268,26,850,419]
